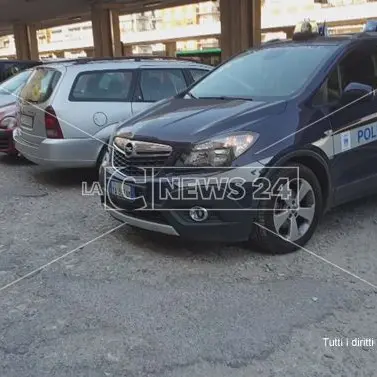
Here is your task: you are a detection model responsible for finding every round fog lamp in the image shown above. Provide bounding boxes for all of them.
[189,206,208,222]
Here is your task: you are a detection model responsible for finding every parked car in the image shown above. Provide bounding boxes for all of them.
[0,102,18,155]
[100,22,377,253]
[0,59,40,83]
[0,69,36,156]
[0,69,34,107]
[14,57,212,168]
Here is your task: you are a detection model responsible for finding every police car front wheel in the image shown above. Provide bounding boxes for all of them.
[252,163,323,254]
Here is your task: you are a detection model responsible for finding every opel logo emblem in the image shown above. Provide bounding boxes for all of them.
[124,142,134,156]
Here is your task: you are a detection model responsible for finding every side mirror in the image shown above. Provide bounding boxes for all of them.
[340,82,375,105]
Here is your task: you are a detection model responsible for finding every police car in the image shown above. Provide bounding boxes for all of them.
[100,20,377,254]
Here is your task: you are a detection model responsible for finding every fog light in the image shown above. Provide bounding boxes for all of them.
[189,206,208,222]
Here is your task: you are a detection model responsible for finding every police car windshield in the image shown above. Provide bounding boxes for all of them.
[189,45,338,100]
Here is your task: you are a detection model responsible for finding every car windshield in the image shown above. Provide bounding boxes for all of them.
[189,44,338,100]
[0,70,32,96]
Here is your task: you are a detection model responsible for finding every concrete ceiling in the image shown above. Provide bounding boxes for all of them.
[0,0,199,36]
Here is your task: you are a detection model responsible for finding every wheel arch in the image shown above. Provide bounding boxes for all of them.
[267,147,333,212]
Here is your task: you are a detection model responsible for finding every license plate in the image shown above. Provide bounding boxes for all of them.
[20,114,33,128]
[109,181,135,200]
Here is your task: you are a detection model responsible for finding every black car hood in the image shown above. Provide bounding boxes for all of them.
[117,98,287,145]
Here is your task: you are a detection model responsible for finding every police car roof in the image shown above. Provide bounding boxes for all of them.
[259,32,377,49]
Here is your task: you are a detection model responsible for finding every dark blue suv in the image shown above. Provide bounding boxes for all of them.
[100,26,377,254]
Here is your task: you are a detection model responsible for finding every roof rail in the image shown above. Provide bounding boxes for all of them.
[263,38,283,44]
[39,58,89,64]
[71,55,198,65]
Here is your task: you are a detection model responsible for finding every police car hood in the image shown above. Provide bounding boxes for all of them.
[117,98,287,144]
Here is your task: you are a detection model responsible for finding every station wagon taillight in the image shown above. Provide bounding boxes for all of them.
[45,106,63,139]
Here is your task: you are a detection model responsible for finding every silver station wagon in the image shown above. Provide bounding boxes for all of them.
[14,57,211,168]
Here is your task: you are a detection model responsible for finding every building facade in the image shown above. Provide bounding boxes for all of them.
[0,0,376,59]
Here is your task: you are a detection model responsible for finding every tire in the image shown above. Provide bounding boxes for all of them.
[7,151,20,158]
[252,163,323,254]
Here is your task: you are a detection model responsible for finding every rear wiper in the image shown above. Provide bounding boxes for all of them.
[197,96,253,101]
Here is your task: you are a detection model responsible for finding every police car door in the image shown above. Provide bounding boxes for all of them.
[328,43,377,203]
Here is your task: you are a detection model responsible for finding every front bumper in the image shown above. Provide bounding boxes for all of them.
[109,207,179,236]
[14,132,103,168]
[0,128,17,155]
[100,162,267,243]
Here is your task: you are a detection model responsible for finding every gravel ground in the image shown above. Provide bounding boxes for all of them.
[0,154,377,377]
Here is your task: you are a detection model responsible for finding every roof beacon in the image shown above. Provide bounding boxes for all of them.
[363,20,377,32]
[292,19,328,41]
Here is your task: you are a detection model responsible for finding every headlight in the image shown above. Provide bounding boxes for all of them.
[106,127,119,158]
[184,132,259,167]
[0,116,17,129]
[102,150,110,166]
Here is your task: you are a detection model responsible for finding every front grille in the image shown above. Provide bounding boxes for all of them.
[111,139,172,176]
[0,134,10,150]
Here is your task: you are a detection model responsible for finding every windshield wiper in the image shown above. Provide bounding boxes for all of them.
[197,96,253,101]
[185,91,197,99]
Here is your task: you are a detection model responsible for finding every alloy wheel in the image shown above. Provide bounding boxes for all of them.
[272,178,316,242]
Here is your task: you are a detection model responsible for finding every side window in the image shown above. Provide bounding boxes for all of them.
[69,70,133,102]
[190,69,209,82]
[339,48,376,90]
[313,47,377,106]
[139,69,187,102]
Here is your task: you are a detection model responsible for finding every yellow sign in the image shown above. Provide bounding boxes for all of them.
[23,70,44,102]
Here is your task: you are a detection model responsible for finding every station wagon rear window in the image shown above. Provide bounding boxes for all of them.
[20,68,61,104]
[69,70,134,102]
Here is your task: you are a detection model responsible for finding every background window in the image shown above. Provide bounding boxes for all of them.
[139,69,187,101]
[70,70,133,101]
[190,69,208,82]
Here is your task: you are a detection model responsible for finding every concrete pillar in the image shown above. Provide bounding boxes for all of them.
[13,23,39,60]
[164,41,176,57]
[285,27,295,40]
[54,51,65,58]
[123,44,133,56]
[91,5,122,58]
[84,48,94,58]
[220,0,261,61]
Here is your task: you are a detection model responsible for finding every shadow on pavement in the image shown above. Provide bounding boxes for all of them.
[0,154,34,165]
[114,224,269,262]
[33,168,98,187]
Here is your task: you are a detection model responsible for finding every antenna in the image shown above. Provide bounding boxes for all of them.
[317,18,329,37]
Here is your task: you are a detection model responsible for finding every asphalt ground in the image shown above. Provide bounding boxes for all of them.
[0,154,377,377]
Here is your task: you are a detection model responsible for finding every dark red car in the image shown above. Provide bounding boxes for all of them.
[0,68,35,156]
[0,102,18,155]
